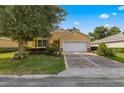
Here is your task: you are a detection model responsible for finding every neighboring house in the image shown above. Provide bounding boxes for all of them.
[30,29,90,52]
[0,37,18,48]
[0,29,90,52]
[91,32,124,48]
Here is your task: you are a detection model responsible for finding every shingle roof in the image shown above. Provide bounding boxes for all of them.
[60,30,89,39]
[50,29,70,40]
[91,32,124,44]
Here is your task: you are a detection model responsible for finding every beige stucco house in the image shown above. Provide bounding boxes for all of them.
[0,29,90,52]
[32,29,90,52]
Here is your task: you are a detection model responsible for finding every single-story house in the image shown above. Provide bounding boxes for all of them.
[91,32,124,48]
[0,37,18,48]
[0,29,90,52]
[31,29,90,52]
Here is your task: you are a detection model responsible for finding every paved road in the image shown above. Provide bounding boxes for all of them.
[1,77,124,87]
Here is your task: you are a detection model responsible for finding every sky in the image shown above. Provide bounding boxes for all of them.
[59,5,124,34]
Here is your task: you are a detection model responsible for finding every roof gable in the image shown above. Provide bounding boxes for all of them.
[60,30,89,39]
[50,29,69,40]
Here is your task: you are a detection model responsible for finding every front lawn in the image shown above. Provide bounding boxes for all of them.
[0,52,65,75]
[108,53,124,63]
[92,50,124,63]
[0,52,16,59]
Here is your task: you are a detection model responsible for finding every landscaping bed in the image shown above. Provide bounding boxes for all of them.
[0,52,65,75]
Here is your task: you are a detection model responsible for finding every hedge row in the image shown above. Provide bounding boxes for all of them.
[91,46,124,53]
[26,44,61,56]
[111,48,124,53]
[0,47,18,53]
[26,48,46,54]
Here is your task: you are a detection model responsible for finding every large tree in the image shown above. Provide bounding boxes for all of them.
[88,26,109,41]
[67,27,80,32]
[109,26,121,35]
[88,26,121,41]
[0,5,67,57]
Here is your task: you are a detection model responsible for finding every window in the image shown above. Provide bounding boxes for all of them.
[38,40,47,48]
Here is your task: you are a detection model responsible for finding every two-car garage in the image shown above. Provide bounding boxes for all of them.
[60,31,90,52]
[63,41,87,52]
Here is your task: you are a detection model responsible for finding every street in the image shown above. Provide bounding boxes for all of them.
[0,77,124,87]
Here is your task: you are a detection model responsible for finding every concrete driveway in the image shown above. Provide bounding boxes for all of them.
[59,52,124,78]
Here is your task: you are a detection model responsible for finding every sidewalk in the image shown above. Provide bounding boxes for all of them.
[58,68,124,79]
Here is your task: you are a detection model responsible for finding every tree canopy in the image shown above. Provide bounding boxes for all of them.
[0,5,67,41]
[88,26,121,41]
[67,27,80,32]
[0,5,67,57]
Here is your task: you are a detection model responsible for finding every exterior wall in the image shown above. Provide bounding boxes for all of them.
[29,30,90,50]
[30,30,68,48]
[31,38,38,48]
[60,31,90,50]
[107,42,124,48]
[91,42,124,48]
[48,30,68,44]
[0,39,18,48]
[26,42,34,48]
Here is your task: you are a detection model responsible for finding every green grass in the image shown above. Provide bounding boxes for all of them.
[92,50,124,63]
[0,52,65,75]
[108,53,124,63]
[0,52,16,59]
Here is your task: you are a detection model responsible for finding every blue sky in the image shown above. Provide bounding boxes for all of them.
[59,5,124,34]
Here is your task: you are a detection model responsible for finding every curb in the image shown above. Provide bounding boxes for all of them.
[0,75,58,79]
[57,75,124,79]
[63,53,69,69]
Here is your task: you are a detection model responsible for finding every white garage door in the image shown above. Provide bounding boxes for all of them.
[63,41,87,52]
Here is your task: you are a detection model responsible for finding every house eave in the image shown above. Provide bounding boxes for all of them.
[91,40,124,45]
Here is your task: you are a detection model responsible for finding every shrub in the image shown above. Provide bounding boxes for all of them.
[26,48,46,54]
[107,48,115,57]
[96,43,115,57]
[0,47,18,53]
[26,44,61,56]
[44,44,60,56]
[96,43,108,56]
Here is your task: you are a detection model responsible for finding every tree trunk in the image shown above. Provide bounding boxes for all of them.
[18,39,25,57]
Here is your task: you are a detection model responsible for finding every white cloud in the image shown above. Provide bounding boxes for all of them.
[104,24,114,27]
[112,12,117,16]
[118,6,124,11]
[98,14,110,19]
[74,21,79,25]
[63,27,67,30]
